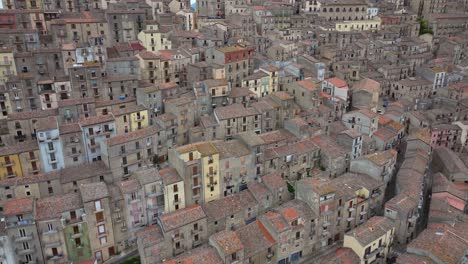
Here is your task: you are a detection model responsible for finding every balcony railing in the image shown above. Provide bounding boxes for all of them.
[364,246,385,259]
[1,160,15,167]
[13,232,34,242]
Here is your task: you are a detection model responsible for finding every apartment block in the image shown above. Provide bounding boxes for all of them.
[343,216,395,264]
[79,182,116,262]
[4,197,44,264]
[36,117,65,172]
[169,141,221,205]
[102,126,164,180]
[79,115,116,162]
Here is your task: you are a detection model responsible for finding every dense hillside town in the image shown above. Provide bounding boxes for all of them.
[0,0,467,262]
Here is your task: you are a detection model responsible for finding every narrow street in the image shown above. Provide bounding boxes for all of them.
[383,140,407,205]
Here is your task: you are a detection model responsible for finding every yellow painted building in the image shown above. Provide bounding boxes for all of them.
[0,48,17,85]
[0,153,22,180]
[26,0,41,9]
[260,65,279,94]
[136,51,163,84]
[177,142,221,203]
[335,17,381,32]
[160,167,186,213]
[137,24,172,53]
[0,92,11,120]
[343,216,395,264]
[112,105,149,134]
[0,141,41,180]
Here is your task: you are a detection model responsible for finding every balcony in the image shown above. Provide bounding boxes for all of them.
[191,227,203,235]
[135,115,145,121]
[3,172,16,178]
[172,233,184,241]
[47,254,64,261]
[28,168,40,174]
[206,181,218,188]
[42,228,58,235]
[15,245,36,255]
[88,143,99,149]
[364,246,385,259]
[38,135,59,142]
[7,219,34,228]
[14,233,34,242]
[68,151,81,157]
[127,196,142,204]
[14,134,27,141]
[173,199,181,205]
[1,160,15,167]
[408,215,418,223]
[0,60,12,66]
[46,147,56,153]
[44,241,61,248]
[147,203,161,210]
[146,190,163,198]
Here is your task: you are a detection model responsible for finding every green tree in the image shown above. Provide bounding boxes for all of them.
[418,18,433,35]
[287,182,295,194]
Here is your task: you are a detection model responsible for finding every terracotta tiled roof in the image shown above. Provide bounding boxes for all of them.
[119,178,140,194]
[58,97,95,108]
[59,123,81,135]
[79,114,115,127]
[107,125,161,146]
[362,149,397,166]
[158,205,206,232]
[202,190,257,221]
[59,161,110,184]
[79,182,109,202]
[296,79,319,91]
[8,108,58,120]
[4,197,34,216]
[407,222,468,264]
[211,230,244,255]
[159,167,183,185]
[163,246,222,264]
[0,140,38,155]
[262,172,287,191]
[36,116,58,131]
[35,193,83,221]
[346,216,394,246]
[326,77,347,88]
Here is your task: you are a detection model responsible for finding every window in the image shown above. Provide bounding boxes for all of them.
[47,223,53,231]
[98,224,105,234]
[95,200,102,211]
[173,184,178,192]
[99,237,107,247]
[96,211,104,223]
